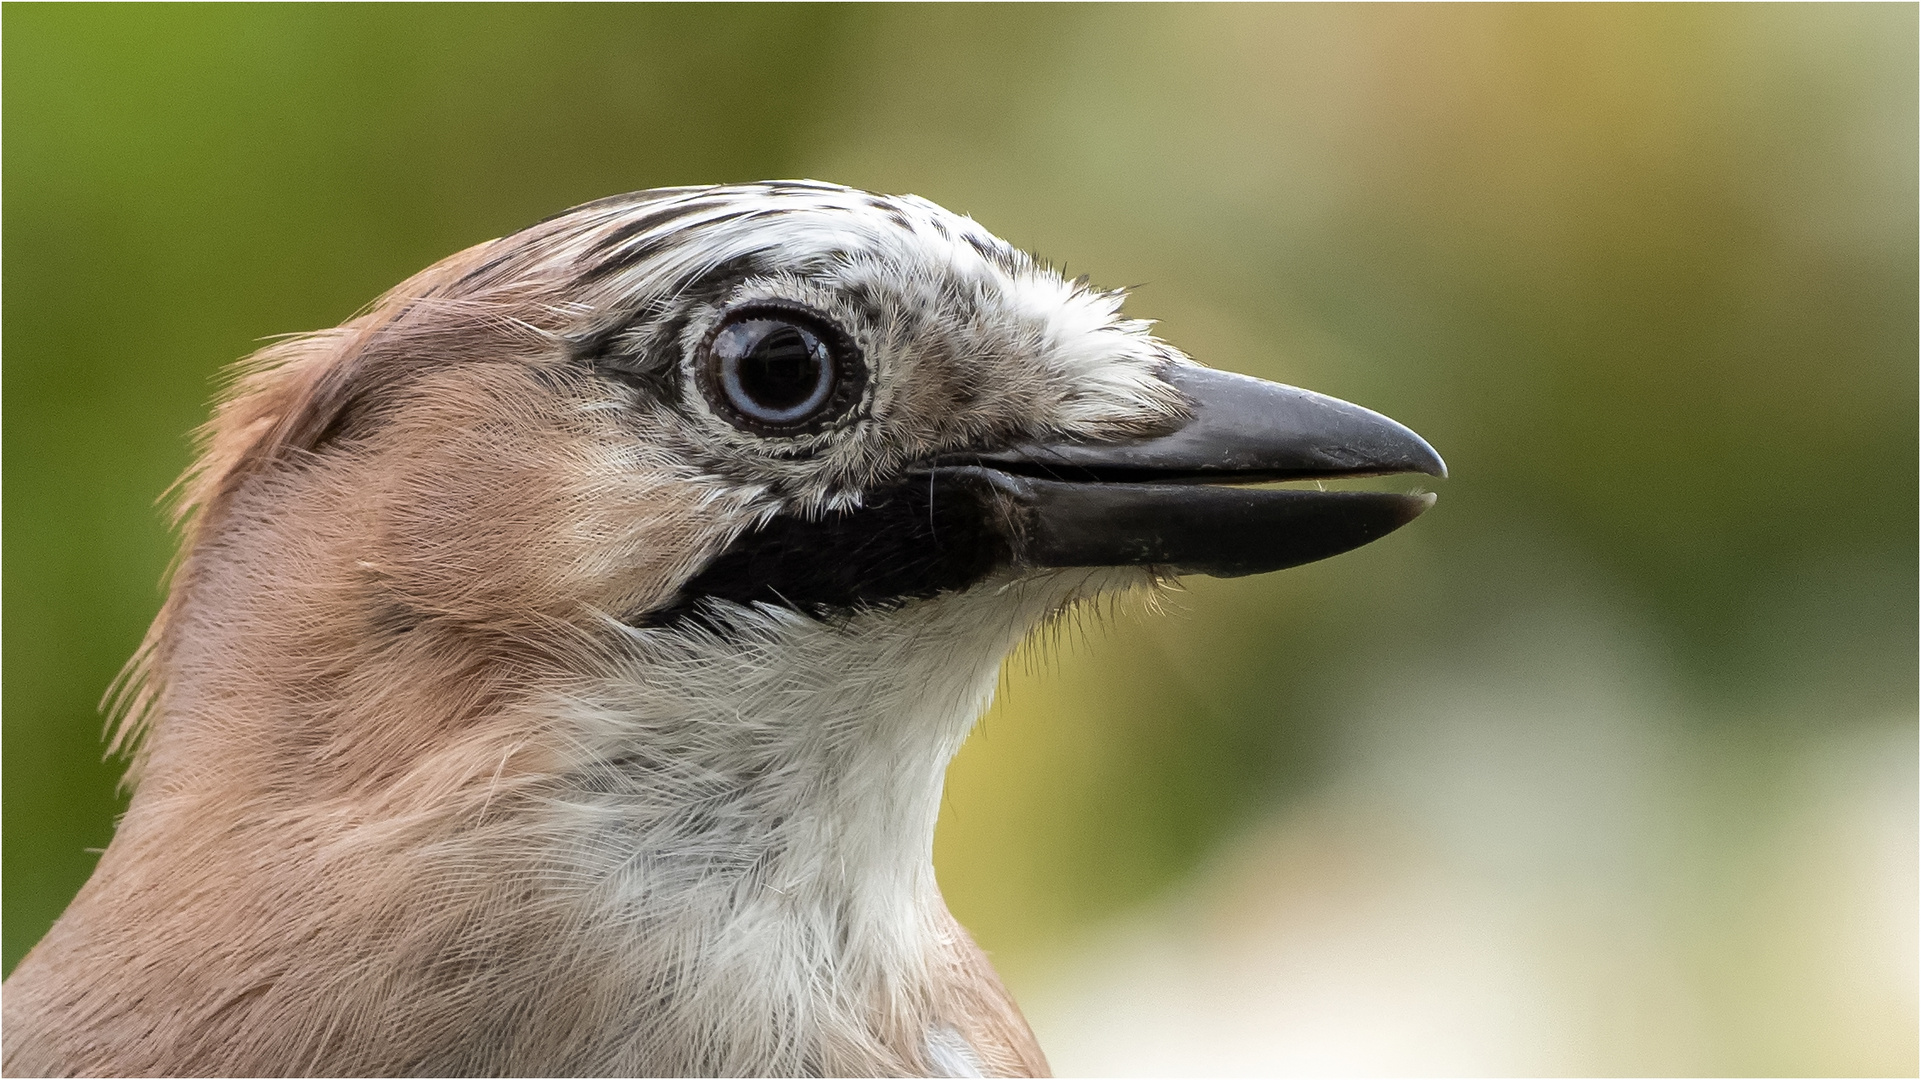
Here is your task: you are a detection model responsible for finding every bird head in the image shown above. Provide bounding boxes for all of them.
[15,181,1442,1077]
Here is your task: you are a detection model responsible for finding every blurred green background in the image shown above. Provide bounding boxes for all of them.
[5,5,1914,1074]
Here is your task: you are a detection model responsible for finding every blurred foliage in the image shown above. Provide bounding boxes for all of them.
[5,13,1914,1066]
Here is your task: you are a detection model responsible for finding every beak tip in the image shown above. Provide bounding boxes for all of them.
[1376,490,1438,535]
[1416,443,1448,481]
[1370,412,1446,481]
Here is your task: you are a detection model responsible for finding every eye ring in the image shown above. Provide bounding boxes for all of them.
[696,304,864,436]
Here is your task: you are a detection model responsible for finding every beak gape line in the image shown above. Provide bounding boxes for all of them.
[662,365,1445,622]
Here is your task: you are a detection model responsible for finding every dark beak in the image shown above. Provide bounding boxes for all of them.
[933,365,1445,578]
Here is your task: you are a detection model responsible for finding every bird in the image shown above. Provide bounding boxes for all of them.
[1,180,1443,1077]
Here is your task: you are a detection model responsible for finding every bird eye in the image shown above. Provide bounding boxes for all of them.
[699,308,860,435]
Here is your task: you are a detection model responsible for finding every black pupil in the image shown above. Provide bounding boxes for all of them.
[738,322,824,412]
